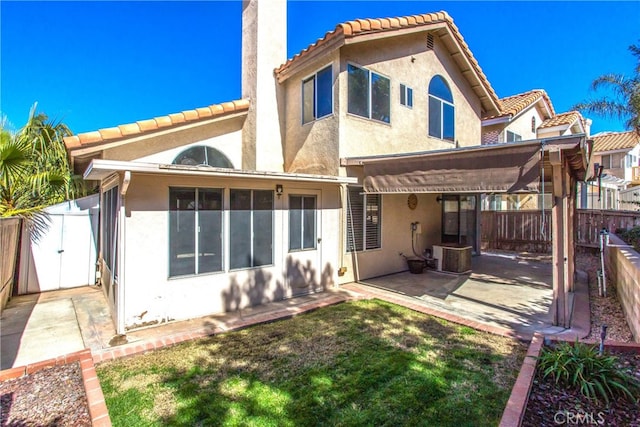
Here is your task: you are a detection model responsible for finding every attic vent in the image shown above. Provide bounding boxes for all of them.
[426,33,435,50]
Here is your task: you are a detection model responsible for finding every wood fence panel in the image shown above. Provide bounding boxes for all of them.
[0,218,21,311]
[481,209,640,253]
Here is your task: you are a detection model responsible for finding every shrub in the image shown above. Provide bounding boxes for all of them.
[537,340,640,405]
[617,226,640,252]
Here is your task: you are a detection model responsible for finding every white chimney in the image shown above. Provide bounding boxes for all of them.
[241,0,287,172]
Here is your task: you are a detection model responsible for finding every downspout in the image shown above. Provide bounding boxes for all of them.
[338,184,347,285]
[116,171,131,335]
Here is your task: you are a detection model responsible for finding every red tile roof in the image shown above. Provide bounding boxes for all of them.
[592,131,640,153]
[491,89,555,120]
[64,99,250,150]
[538,111,583,129]
[275,11,501,114]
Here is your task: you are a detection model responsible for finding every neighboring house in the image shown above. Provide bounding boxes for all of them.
[578,130,640,210]
[65,3,590,332]
[481,90,590,211]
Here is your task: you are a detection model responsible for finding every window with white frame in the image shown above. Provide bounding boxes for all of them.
[102,185,119,275]
[229,189,274,269]
[601,154,612,169]
[302,65,333,124]
[346,187,381,252]
[169,188,223,277]
[289,195,316,251]
[347,64,390,123]
[506,130,522,142]
[428,75,455,141]
[400,84,413,108]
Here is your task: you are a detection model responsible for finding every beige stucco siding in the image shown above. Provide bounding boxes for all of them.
[120,173,342,329]
[281,32,484,177]
[134,129,243,168]
[338,32,483,161]
[504,107,545,142]
[338,193,441,284]
[283,53,341,176]
[102,116,245,164]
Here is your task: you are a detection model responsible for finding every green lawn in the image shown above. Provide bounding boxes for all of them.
[97,299,526,426]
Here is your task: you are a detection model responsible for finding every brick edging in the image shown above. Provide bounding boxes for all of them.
[0,348,112,426]
[499,332,544,427]
[499,336,640,427]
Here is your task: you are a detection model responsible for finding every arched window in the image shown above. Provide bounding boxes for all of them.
[172,146,234,169]
[428,75,455,142]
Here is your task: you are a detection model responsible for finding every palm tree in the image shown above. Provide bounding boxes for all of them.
[0,104,86,225]
[573,43,640,136]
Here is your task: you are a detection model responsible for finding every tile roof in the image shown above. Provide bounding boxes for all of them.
[494,89,555,119]
[64,99,250,150]
[538,111,583,129]
[592,131,640,153]
[275,11,501,114]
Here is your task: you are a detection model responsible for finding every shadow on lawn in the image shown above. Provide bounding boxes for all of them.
[155,300,523,426]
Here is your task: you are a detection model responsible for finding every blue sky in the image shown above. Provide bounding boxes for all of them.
[1,1,638,135]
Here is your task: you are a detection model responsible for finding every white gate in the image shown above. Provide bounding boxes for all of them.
[18,195,99,294]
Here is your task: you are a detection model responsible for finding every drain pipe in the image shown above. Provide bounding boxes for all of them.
[599,324,608,356]
[598,228,608,297]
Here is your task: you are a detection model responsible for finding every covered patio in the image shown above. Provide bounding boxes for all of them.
[343,135,593,328]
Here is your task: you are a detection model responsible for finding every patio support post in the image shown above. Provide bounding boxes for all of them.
[550,149,570,328]
[567,176,576,292]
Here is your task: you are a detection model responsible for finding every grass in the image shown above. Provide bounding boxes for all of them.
[97,299,526,426]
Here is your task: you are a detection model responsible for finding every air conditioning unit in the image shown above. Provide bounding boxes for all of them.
[432,245,472,274]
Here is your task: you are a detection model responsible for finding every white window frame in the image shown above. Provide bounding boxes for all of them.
[347,63,391,124]
[229,189,275,270]
[301,64,333,125]
[289,195,317,252]
[428,76,455,142]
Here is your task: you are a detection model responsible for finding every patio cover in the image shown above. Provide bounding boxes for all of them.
[361,142,542,194]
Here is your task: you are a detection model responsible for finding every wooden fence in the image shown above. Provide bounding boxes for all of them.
[0,218,21,312]
[481,209,640,253]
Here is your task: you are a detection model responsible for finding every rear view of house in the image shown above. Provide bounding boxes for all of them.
[65,1,591,333]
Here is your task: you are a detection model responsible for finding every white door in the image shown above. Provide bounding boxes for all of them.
[285,190,321,297]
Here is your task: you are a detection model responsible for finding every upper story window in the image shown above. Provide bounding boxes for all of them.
[506,130,522,142]
[302,65,333,124]
[531,116,536,133]
[400,84,413,108]
[347,64,390,124]
[173,146,233,168]
[601,154,612,169]
[428,75,454,141]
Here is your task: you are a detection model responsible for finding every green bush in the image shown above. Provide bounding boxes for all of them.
[617,226,640,252]
[537,340,640,405]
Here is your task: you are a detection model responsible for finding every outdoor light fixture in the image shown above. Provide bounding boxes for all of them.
[276,184,283,198]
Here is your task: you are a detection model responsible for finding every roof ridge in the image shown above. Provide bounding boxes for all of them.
[64,98,250,149]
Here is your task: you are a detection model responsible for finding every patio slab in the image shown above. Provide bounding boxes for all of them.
[357,252,557,337]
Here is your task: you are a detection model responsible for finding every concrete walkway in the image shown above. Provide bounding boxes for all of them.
[1,253,590,370]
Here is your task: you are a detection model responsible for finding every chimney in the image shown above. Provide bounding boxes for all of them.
[241,0,287,172]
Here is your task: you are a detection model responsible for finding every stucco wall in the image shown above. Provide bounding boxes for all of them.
[102,116,245,165]
[281,31,484,177]
[338,193,442,283]
[339,32,483,160]
[282,52,341,175]
[120,173,342,329]
[504,108,544,142]
[606,234,640,342]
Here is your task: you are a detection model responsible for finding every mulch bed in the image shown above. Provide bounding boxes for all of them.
[522,350,640,427]
[0,362,91,427]
[521,252,639,426]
